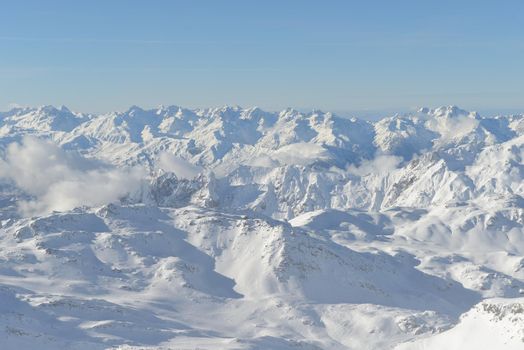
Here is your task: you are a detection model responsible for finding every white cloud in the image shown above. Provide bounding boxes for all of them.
[347,154,402,177]
[245,155,280,168]
[157,152,202,180]
[0,136,145,216]
[6,102,23,110]
[426,115,479,143]
[272,143,331,166]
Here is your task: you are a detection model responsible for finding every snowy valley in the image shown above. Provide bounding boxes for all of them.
[0,104,523,349]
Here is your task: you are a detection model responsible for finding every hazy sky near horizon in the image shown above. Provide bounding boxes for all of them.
[1,0,523,114]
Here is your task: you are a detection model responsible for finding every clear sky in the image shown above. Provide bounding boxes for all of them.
[1,0,523,115]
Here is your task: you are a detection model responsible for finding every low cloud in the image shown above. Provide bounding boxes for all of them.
[426,115,479,143]
[0,136,145,216]
[272,143,332,166]
[157,152,202,180]
[348,154,402,177]
[245,155,280,168]
[6,102,23,110]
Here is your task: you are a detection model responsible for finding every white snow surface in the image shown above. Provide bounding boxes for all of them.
[0,104,523,349]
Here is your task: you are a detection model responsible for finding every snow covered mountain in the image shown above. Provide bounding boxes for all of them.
[0,104,523,349]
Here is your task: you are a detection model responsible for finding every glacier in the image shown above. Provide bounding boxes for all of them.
[0,104,523,349]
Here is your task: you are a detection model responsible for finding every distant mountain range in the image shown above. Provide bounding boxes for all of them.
[0,104,523,349]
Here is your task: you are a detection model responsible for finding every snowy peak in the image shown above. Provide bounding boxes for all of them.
[3,103,524,218]
[0,104,87,133]
[1,103,524,349]
[426,105,477,119]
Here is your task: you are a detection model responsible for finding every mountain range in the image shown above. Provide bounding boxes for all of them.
[0,104,523,349]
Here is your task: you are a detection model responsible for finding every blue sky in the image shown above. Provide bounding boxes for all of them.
[1,0,523,115]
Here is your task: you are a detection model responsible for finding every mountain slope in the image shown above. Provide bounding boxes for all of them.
[0,104,523,349]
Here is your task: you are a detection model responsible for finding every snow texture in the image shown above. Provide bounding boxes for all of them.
[0,104,523,349]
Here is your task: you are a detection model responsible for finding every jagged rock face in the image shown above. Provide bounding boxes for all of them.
[0,104,524,349]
